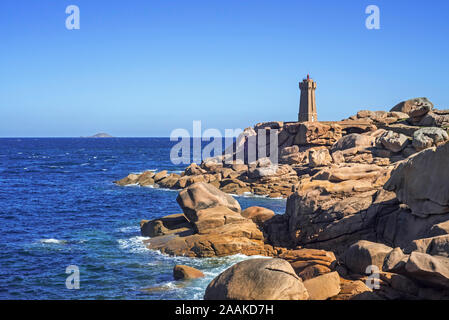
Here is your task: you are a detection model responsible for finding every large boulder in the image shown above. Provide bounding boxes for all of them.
[344,240,393,274]
[219,179,251,195]
[384,142,449,216]
[173,265,204,280]
[137,171,157,186]
[308,148,332,167]
[379,130,409,153]
[324,163,384,182]
[158,173,180,189]
[241,206,275,226]
[412,127,448,151]
[204,258,309,300]
[114,171,157,186]
[418,112,449,127]
[383,247,409,273]
[356,110,376,119]
[303,271,341,300]
[142,183,274,258]
[184,163,207,176]
[176,182,241,221]
[406,234,449,257]
[143,211,269,258]
[279,248,337,280]
[280,148,307,165]
[114,173,141,186]
[143,196,270,258]
[140,213,192,237]
[404,252,449,289]
[193,206,248,234]
[153,170,168,182]
[430,220,449,237]
[390,97,433,124]
[248,165,279,179]
[294,122,342,146]
[332,133,375,151]
[332,279,373,300]
[248,158,280,178]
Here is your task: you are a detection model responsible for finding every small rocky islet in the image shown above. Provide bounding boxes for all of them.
[115,97,449,300]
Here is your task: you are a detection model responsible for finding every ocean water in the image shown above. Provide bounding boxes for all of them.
[0,138,286,300]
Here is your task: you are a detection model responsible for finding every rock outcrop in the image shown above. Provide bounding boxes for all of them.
[294,122,342,146]
[173,265,205,280]
[241,206,275,226]
[390,97,434,124]
[412,127,448,151]
[344,240,393,274]
[142,183,274,257]
[115,96,448,202]
[303,271,341,300]
[176,182,241,221]
[385,142,449,216]
[278,248,337,280]
[269,163,393,253]
[204,258,309,300]
[403,252,449,289]
[140,213,192,237]
[332,279,373,300]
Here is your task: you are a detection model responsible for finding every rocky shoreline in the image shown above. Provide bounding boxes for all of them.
[115,97,449,300]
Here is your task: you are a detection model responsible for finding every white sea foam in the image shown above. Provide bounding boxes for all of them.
[146,261,163,266]
[117,236,150,253]
[140,249,270,299]
[117,225,140,233]
[231,192,267,198]
[162,281,178,290]
[40,238,67,244]
[142,185,180,192]
[242,193,268,198]
[168,254,269,299]
[132,169,157,175]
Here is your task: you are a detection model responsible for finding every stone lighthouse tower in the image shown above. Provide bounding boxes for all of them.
[298,74,317,122]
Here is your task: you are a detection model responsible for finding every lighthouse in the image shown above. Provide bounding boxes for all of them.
[298,74,317,122]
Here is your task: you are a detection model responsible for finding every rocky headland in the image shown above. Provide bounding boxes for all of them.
[115,97,449,300]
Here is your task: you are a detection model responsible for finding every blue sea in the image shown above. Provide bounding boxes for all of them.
[0,138,286,300]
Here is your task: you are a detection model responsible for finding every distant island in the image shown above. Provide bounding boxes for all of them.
[83,133,114,138]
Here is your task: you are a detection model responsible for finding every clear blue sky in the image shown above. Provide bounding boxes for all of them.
[1,0,448,137]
